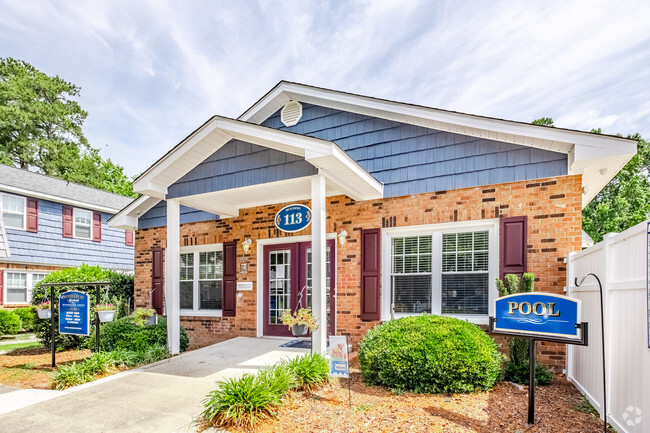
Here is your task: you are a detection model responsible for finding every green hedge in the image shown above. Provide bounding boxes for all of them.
[359,315,504,393]
[31,264,134,349]
[0,310,22,335]
[13,306,37,332]
[91,316,189,353]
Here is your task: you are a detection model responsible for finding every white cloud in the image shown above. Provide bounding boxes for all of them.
[0,0,649,175]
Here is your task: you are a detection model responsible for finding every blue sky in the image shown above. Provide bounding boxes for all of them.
[1,0,649,176]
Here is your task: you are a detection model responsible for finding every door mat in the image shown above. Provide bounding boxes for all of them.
[280,339,312,349]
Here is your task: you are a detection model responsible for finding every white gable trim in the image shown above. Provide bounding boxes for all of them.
[239,82,636,206]
[108,195,160,230]
[131,116,383,204]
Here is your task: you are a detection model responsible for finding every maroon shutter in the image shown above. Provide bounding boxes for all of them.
[0,269,4,305]
[360,228,381,321]
[125,230,134,246]
[26,198,38,232]
[152,247,164,315]
[62,206,73,238]
[500,216,528,278]
[222,241,237,317]
[92,212,102,242]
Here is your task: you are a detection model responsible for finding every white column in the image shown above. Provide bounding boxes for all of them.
[311,174,327,354]
[166,199,181,355]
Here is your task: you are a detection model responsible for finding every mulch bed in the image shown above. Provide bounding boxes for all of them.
[0,346,92,389]
[231,363,606,433]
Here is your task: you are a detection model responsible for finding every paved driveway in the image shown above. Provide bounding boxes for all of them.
[0,337,308,432]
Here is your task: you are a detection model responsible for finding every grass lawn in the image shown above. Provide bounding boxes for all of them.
[0,342,41,353]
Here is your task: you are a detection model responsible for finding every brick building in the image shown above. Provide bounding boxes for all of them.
[110,82,635,369]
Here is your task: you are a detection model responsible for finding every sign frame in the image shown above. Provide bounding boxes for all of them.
[329,335,350,378]
[274,204,312,233]
[59,290,91,336]
[490,292,586,344]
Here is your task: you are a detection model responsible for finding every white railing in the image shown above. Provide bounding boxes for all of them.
[566,220,649,433]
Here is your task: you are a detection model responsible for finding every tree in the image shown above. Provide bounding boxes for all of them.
[532,118,649,243]
[0,58,136,197]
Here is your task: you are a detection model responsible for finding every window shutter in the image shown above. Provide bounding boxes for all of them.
[62,206,73,238]
[500,216,528,278]
[125,230,134,246]
[26,198,38,232]
[152,247,164,315]
[92,212,102,242]
[0,269,4,305]
[222,241,237,317]
[360,228,381,321]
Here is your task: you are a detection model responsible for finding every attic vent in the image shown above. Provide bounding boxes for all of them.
[281,100,303,127]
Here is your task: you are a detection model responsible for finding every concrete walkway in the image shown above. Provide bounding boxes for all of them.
[0,337,308,432]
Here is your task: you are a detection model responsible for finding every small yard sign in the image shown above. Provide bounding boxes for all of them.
[275,204,312,233]
[59,291,90,336]
[329,335,349,378]
[492,292,582,341]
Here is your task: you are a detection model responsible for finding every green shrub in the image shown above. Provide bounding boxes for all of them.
[52,361,95,390]
[359,315,504,393]
[31,265,134,349]
[283,353,329,391]
[0,310,22,335]
[92,316,189,353]
[202,372,283,429]
[258,365,297,397]
[12,307,36,332]
[504,361,554,385]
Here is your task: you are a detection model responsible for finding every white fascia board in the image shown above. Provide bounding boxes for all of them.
[0,184,126,214]
[108,195,161,230]
[241,82,636,160]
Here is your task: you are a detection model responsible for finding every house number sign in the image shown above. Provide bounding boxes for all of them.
[275,204,312,233]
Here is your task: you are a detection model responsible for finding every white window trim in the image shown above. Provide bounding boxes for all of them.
[3,271,47,305]
[1,193,26,231]
[381,219,499,325]
[73,208,93,240]
[179,243,223,317]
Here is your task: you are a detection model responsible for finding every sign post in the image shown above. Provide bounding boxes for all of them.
[329,336,351,404]
[489,292,588,425]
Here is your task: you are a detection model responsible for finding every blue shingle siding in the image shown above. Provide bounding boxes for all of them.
[2,194,133,270]
[138,202,218,230]
[166,139,317,199]
[262,103,568,197]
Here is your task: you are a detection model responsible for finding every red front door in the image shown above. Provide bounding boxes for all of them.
[263,240,336,337]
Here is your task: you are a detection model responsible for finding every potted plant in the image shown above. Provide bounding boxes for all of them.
[96,303,117,322]
[133,307,157,326]
[36,301,51,319]
[281,308,318,337]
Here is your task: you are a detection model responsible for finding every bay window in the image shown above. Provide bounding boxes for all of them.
[179,245,223,315]
[383,220,497,323]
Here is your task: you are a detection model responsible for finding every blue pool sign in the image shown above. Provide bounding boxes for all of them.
[59,291,90,336]
[492,292,581,340]
[275,204,312,233]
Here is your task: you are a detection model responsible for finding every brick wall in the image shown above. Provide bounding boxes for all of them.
[133,174,582,368]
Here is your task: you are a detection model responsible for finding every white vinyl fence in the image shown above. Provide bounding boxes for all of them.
[566,220,650,433]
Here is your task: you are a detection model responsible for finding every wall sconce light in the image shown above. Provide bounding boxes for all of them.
[338,230,348,246]
[242,238,252,253]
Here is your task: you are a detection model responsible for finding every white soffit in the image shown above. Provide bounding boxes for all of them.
[239,81,637,207]
[131,116,383,204]
[108,195,160,230]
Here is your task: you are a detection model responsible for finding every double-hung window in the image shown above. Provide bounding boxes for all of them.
[73,208,92,239]
[2,193,26,230]
[179,245,223,315]
[5,272,47,304]
[383,220,497,324]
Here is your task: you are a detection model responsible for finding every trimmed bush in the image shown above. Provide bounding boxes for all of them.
[359,315,504,393]
[92,316,189,353]
[0,310,22,335]
[282,353,329,391]
[12,306,37,332]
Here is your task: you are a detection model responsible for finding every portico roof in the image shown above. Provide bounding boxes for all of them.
[110,116,383,230]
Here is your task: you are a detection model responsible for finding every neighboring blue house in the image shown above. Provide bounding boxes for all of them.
[0,164,135,307]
